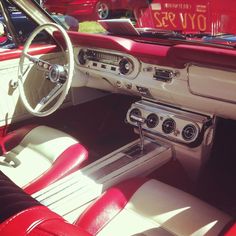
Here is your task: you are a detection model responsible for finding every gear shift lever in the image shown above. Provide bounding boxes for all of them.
[130,114,145,152]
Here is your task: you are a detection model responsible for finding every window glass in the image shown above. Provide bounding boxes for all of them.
[0,0,69,48]
[0,1,39,48]
[42,0,236,48]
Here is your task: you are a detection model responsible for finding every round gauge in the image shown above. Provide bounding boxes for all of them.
[162,118,176,134]
[119,58,133,75]
[182,124,198,141]
[146,113,159,128]
[129,108,141,122]
[78,49,87,65]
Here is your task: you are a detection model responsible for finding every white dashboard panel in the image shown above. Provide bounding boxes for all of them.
[188,65,236,103]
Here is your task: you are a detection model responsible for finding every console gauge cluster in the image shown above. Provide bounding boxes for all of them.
[75,47,140,79]
[126,100,212,145]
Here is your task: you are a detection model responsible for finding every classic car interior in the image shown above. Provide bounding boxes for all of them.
[0,0,235,235]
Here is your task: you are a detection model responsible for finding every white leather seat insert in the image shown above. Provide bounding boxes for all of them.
[0,126,78,187]
[96,179,231,236]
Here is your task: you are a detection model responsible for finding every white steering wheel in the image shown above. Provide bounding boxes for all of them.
[18,23,74,117]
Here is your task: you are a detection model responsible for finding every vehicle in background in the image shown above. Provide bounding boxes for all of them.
[133,0,236,36]
[0,6,78,48]
[43,0,143,21]
[0,9,37,48]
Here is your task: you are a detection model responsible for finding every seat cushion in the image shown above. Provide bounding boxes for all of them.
[76,178,232,236]
[0,125,88,193]
[0,171,233,236]
[0,171,41,224]
[0,171,91,236]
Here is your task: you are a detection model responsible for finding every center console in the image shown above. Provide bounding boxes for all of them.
[126,100,214,180]
[33,138,172,223]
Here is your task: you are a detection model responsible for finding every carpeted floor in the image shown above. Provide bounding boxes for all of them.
[8,93,139,163]
[195,118,236,218]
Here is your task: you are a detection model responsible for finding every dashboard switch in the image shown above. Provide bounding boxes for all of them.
[116,81,122,88]
[136,86,153,99]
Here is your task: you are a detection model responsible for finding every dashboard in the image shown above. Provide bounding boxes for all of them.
[66,32,236,120]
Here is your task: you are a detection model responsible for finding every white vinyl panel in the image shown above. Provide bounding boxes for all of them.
[0,52,71,126]
[0,61,26,123]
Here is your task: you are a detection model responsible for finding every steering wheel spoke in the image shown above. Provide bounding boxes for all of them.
[34,83,64,112]
[24,52,52,72]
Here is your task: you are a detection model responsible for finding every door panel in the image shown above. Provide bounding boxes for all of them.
[0,51,72,127]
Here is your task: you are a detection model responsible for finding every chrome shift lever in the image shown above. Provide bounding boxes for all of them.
[130,114,145,152]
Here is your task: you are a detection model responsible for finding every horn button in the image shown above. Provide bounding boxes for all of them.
[49,65,67,83]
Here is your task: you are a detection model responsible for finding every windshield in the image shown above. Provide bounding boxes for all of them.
[42,0,236,47]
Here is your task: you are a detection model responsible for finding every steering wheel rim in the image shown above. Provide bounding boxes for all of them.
[18,22,74,117]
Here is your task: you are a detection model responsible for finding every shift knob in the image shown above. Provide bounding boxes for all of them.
[130,114,145,152]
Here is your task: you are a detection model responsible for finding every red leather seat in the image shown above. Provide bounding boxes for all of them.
[76,178,234,236]
[0,171,234,236]
[0,171,91,236]
[0,125,88,194]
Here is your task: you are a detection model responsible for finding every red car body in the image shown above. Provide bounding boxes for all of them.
[44,0,96,18]
[44,0,135,20]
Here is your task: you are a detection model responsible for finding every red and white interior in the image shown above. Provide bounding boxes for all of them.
[0,0,235,235]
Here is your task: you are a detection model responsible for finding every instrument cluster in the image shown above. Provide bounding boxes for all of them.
[126,100,212,145]
[75,47,140,80]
